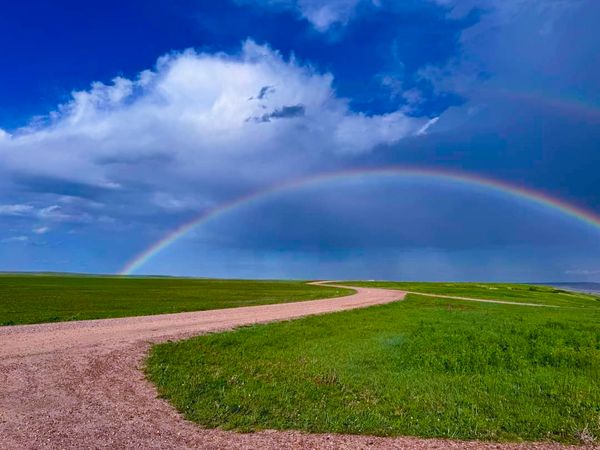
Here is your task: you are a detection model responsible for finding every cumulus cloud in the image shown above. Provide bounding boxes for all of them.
[33,226,50,235]
[0,40,427,216]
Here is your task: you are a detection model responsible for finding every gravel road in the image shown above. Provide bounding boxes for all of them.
[0,284,590,449]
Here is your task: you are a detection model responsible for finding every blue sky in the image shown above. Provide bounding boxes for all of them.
[1,0,599,281]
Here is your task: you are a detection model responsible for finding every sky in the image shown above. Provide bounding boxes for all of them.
[0,0,599,281]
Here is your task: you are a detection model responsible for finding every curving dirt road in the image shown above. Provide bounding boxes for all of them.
[0,284,585,449]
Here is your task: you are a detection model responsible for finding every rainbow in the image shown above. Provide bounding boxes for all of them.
[119,167,600,275]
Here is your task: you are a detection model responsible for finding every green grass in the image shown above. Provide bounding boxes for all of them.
[0,274,352,325]
[147,283,600,444]
[345,281,600,307]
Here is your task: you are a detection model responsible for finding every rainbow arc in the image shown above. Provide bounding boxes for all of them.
[120,167,600,275]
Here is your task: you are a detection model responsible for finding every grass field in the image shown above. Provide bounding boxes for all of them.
[147,283,600,444]
[346,281,600,307]
[0,274,352,326]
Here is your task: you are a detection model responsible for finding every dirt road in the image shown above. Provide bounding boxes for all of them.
[0,284,584,449]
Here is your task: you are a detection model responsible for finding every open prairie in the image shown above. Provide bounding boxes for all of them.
[2,278,598,448]
[0,274,351,325]
[147,282,600,445]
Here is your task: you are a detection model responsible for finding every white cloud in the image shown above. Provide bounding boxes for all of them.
[38,205,92,223]
[416,117,439,135]
[0,40,427,207]
[38,205,62,218]
[0,204,35,216]
[243,1,571,33]
[1,235,28,243]
[432,0,578,40]
[294,0,363,31]
[240,0,371,31]
[0,203,90,223]
[33,226,50,235]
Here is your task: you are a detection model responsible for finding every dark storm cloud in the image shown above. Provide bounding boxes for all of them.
[192,180,600,253]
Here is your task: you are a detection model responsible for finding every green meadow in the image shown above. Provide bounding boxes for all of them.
[0,274,352,325]
[345,281,599,307]
[147,283,600,444]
